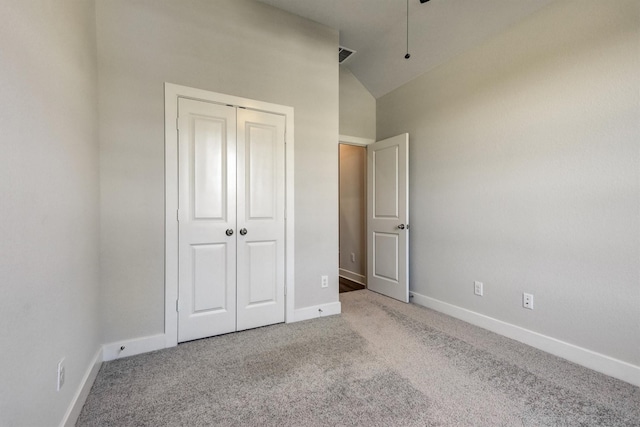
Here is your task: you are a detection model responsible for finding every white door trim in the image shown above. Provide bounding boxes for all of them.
[338,134,375,146]
[164,83,295,348]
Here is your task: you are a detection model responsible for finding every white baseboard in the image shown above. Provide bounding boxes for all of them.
[102,333,166,362]
[60,347,103,427]
[292,301,342,322]
[409,291,640,387]
[339,269,367,286]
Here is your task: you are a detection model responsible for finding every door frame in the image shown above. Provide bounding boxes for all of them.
[164,83,295,348]
[338,135,373,287]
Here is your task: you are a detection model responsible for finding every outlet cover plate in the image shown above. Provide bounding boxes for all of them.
[474,281,483,296]
[523,293,534,309]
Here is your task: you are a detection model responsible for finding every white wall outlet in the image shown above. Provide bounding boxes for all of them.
[350,253,355,263]
[321,275,328,288]
[474,281,483,296]
[523,293,534,309]
[57,358,65,391]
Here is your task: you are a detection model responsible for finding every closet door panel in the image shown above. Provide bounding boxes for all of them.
[236,109,286,331]
[178,99,237,342]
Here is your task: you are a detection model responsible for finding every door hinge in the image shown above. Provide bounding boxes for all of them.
[176,209,180,222]
[176,117,179,131]
[176,299,179,312]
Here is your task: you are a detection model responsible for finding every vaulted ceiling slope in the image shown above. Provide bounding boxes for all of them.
[256,0,556,98]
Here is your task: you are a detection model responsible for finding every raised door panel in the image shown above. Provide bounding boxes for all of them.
[246,241,278,306]
[193,118,226,220]
[373,146,399,219]
[247,125,277,220]
[192,244,228,313]
[373,232,399,282]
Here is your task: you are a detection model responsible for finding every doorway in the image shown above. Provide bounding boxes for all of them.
[339,142,367,293]
[338,134,410,302]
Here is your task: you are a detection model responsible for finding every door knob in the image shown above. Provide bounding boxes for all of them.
[226,229,234,236]
[398,224,405,230]
[239,228,248,236]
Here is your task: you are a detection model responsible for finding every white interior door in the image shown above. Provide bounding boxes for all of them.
[178,98,237,342]
[236,109,286,331]
[367,134,409,302]
[177,99,286,342]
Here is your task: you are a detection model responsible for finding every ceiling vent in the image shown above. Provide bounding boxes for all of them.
[338,46,356,64]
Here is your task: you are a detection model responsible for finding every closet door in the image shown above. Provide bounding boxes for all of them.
[236,109,286,331]
[177,99,237,342]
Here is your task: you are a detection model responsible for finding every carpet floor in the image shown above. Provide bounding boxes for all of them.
[77,290,640,426]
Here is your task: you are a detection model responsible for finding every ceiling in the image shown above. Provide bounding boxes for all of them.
[255,0,556,98]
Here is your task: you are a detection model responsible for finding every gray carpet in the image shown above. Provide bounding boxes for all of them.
[77,290,640,426]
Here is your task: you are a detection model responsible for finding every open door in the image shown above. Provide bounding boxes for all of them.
[367,134,409,302]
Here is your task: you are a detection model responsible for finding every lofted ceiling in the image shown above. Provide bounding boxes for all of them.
[255,0,556,98]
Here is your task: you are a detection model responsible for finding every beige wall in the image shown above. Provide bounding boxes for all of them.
[339,144,367,280]
[340,67,376,139]
[0,1,101,425]
[378,0,640,366]
[96,0,339,343]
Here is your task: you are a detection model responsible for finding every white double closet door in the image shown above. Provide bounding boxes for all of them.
[178,98,285,343]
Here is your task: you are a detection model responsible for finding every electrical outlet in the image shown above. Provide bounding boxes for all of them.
[350,253,355,263]
[523,293,534,310]
[474,281,483,296]
[321,275,328,288]
[57,358,65,391]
